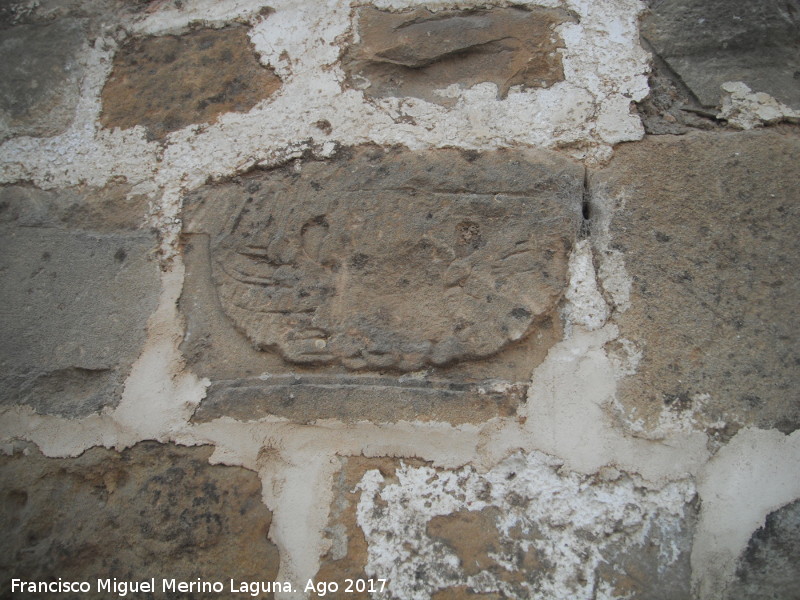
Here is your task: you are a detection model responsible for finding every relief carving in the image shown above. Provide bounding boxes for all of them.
[183,147,583,373]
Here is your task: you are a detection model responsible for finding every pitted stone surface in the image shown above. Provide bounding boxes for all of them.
[641,0,800,109]
[0,185,159,417]
[0,19,86,140]
[319,453,695,600]
[593,129,800,437]
[0,442,280,597]
[344,6,574,105]
[100,25,282,140]
[729,499,800,599]
[183,147,582,372]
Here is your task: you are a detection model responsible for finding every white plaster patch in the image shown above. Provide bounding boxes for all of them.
[586,185,633,313]
[691,428,800,600]
[356,451,694,600]
[522,326,709,482]
[719,81,800,130]
[563,239,610,333]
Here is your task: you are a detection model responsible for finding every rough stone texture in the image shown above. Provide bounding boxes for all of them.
[592,129,800,437]
[635,38,725,135]
[318,453,695,600]
[729,499,800,600]
[184,146,581,371]
[101,25,282,140]
[641,0,800,109]
[191,376,526,425]
[0,184,159,417]
[344,6,574,105]
[0,19,86,141]
[0,442,280,599]
[317,456,421,600]
[181,146,580,422]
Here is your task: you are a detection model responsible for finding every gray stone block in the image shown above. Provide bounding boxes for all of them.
[642,0,800,108]
[0,185,160,417]
[0,19,86,140]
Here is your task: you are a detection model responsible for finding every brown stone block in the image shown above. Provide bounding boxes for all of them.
[100,25,281,140]
[343,6,574,105]
[592,129,800,437]
[0,442,280,599]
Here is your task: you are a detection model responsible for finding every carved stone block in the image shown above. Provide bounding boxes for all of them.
[343,6,574,104]
[181,147,583,422]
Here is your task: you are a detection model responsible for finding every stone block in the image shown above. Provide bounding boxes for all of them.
[0,442,280,597]
[317,453,695,599]
[592,129,800,437]
[181,146,582,423]
[100,25,282,140]
[343,6,574,105]
[729,499,800,599]
[0,184,160,417]
[641,0,800,108]
[0,19,86,140]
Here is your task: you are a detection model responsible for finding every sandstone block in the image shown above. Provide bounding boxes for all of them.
[0,442,280,597]
[0,185,160,417]
[100,25,281,140]
[592,129,800,437]
[641,0,800,108]
[343,6,574,105]
[181,147,582,422]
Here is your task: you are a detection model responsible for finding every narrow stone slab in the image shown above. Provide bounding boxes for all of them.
[343,6,574,104]
[101,25,281,140]
[0,442,280,592]
[192,375,526,424]
[0,185,160,417]
[593,129,800,437]
[641,0,800,108]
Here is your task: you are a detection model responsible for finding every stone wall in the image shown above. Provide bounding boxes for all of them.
[1,1,798,599]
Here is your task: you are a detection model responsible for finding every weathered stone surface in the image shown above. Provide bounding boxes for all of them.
[317,456,418,599]
[592,129,800,437]
[183,146,582,372]
[0,442,280,598]
[0,183,151,231]
[0,185,159,417]
[343,6,574,105]
[729,499,800,599]
[318,453,695,600]
[192,375,525,425]
[641,0,800,108]
[0,19,86,140]
[635,40,725,135]
[100,25,282,140]
[182,147,579,423]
